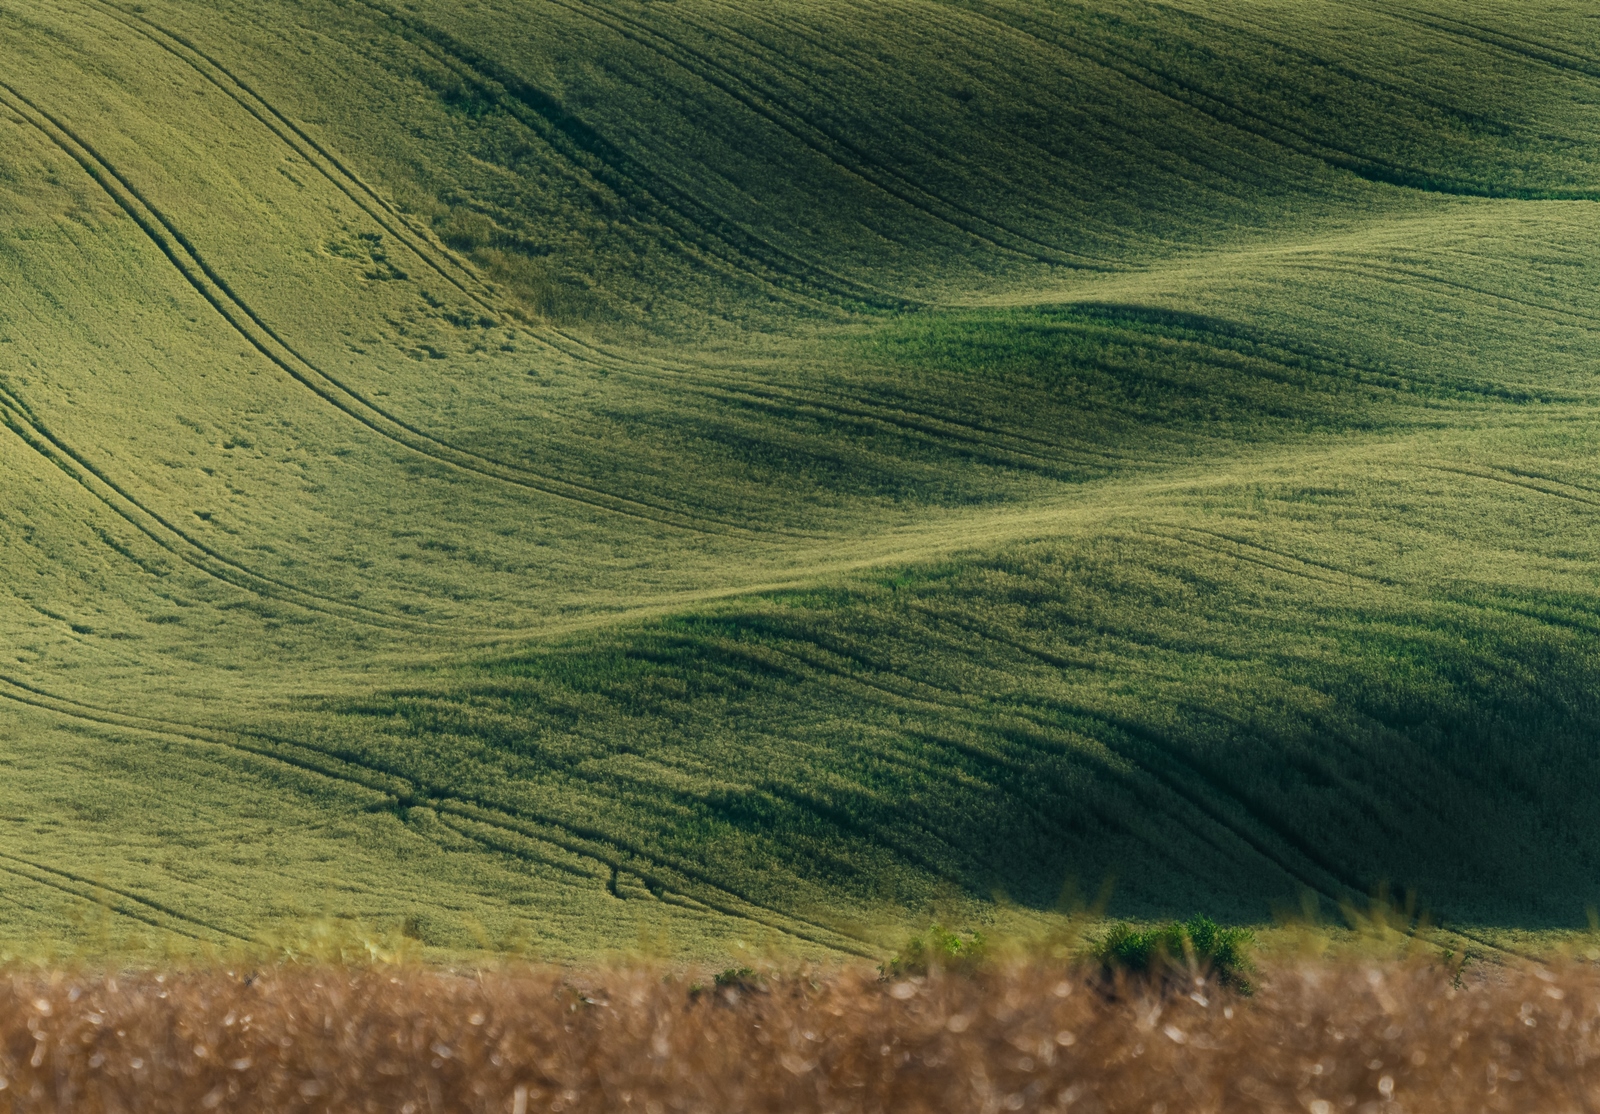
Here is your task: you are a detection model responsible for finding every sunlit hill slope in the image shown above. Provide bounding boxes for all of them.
[4,0,1600,957]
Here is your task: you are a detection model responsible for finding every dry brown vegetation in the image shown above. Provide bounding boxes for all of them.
[1,957,1598,1112]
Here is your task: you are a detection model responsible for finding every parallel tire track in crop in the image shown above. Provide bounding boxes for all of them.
[69,1,1162,485]
[555,0,1106,269]
[0,379,448,632]
[0,852,249,944]
[949,0,1600,200]
[0,674,877,957]
[1367,3,1600,81]
[343,0,916,312]
[73,0,520,336]
[0,76,763,538]
[66,0,683,399]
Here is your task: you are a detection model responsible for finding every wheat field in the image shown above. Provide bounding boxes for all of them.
[4,0,1600,963]
[3,955,1599,1113]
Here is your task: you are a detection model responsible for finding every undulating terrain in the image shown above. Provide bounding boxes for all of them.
[4,0,1600,959]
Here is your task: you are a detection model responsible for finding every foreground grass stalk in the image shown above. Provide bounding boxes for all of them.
[0,960,1592,1112]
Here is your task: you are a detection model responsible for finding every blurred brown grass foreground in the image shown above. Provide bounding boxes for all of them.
[1,956,1597,1113]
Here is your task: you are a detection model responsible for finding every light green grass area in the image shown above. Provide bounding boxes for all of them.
[3,0,1600,960]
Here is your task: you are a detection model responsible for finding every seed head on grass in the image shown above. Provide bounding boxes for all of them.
[2,957,1599,1112]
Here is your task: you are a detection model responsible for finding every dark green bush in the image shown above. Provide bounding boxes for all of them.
[1092,916,1253,993]
[713,966,760,990]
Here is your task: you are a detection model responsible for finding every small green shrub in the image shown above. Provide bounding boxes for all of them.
[1091,916,1253,993]
[880,924,989,979]
[713,966,760,990]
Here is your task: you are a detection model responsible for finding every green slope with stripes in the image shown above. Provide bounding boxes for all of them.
[3,0,1600,957]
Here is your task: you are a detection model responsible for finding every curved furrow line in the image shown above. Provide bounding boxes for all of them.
[0,80,773,538]
[1361,3,1600,81]
[66,1,958,482]
[72,0,519,330]
[427,799,878,956]
[898,601,1099,676]
[687,0,1149,259]
[0,673,414,800]
[696,0,1127,248]
[951,0,1600,201]
[0,384,460,633]
[0,851,250,944]
[1136,0,1546,137]
[1494,465,1600,500]
[1340,259,1600,333]
[703,370,1203,468]
[925,0,1369,196]
[0,859,214,943]
[665,0,1129,267]
[0,676,877,956]
[699,0,1284,257]
[1262,239,1600,333]
[717,387,1123,473]
[425,812,607,883]
[553,0,1105,271]
[604,0,1107,265]
[1139,524,1376,592]
[608,373,1124,477]
[675,649,1036,832]
[1168,525,1394,586]
[524,326,1160,471]
[1423,464,1600,510]
[342,0,921,312]
[1133,526,1350,588]
[750,638,982,716]
[518,721,978,893]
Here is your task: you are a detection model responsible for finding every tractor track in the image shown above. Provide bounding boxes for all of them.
[553,0,1106,270]
[344,0,917,314]
[0,674,879,957]
[0,380,461,633]
[947,0,1600,201]
[0,74,768,539]
[0,851,250,944]
[66,1,1170,484]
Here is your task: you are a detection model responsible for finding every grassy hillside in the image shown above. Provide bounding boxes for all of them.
[3,0,1600,958]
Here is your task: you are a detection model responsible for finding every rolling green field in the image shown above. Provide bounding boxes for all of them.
[3,0,1600,960]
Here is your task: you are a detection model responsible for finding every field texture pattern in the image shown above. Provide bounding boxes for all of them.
[2,0,1600,956]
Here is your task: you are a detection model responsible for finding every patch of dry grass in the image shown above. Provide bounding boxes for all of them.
[0,958,1595,1112]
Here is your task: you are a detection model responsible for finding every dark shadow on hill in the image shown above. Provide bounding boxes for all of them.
[311,530,1600,934]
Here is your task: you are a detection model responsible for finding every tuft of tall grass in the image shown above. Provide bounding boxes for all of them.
[2,958,1599,1112]
[880,923,989,978]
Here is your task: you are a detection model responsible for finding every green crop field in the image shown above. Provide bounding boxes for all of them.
[3,0,1600,961]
